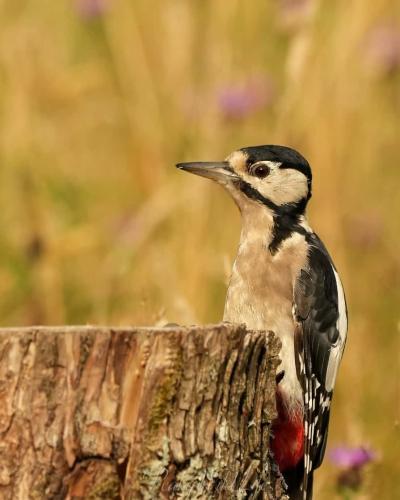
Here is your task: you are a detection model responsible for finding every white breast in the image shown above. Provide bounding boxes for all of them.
[224,231,308,414]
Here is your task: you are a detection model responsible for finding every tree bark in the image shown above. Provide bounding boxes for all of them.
[0,323,286,499]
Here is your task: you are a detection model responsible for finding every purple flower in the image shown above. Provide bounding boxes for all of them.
[364,23,400,75]
[330,446,377,492]
[74,0,109,19]
[329,446,376,468]
[216,76,274,120]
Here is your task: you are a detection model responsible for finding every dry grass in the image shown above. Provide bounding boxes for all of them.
[0,0,399,497]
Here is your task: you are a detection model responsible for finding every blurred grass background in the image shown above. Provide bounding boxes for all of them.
[0,0,399,497]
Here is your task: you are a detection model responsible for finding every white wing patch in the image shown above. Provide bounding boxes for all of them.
[325,266,348,392]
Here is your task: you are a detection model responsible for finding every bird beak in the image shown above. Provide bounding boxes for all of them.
[176,162,238,182]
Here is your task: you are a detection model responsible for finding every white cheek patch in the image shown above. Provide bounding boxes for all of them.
[240,162,308,207]
[257,168,309,206]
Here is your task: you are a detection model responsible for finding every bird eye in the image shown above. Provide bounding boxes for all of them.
[252,164,270,179]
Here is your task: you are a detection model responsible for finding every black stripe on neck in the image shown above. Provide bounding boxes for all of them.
[269,214,308,255]
[237,179,309,254]
[238,180,279,211]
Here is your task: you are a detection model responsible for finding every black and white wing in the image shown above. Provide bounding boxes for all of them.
[293,233,348,498]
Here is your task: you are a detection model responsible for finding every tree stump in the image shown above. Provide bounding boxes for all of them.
[0,323,286,499]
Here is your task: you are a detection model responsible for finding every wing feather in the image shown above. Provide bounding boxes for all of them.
[293,233,347,499]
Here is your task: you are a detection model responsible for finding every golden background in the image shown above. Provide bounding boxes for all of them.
[0,1,399,497]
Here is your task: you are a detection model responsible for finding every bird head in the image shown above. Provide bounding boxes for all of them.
[177,145,312,216]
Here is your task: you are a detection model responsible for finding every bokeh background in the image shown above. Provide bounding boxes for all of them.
[0,0,399,497]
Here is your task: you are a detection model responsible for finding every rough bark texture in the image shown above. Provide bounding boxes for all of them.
[0,323,286,499]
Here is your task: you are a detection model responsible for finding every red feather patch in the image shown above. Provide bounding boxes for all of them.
[271,391,304,471]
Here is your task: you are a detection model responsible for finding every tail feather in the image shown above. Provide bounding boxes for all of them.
[283,462,313,500]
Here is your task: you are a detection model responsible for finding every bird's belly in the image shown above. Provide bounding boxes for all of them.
[223,268,294,333]
[224,276,303,414]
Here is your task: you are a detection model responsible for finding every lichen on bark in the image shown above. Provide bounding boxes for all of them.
[0,324,285,499]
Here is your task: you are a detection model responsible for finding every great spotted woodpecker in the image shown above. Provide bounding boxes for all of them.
[177,145,348,499]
